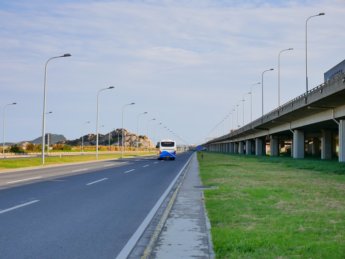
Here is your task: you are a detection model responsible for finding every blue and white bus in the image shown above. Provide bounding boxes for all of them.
[156,139,176,160]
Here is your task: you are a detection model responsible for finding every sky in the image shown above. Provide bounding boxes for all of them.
[0,0,344,145]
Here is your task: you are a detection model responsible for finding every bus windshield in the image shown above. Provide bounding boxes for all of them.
[161,141,175,147]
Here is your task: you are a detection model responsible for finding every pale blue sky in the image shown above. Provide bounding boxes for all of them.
[0,0,344,145]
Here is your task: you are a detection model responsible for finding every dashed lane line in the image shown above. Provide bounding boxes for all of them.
[86,178,108,186]
[143,164,149,168]
[7,176,42,184]
[124,169,135,174]
[0,200,40,215]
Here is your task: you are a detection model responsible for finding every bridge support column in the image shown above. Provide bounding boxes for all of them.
[255,138,264,156]
[293,130,304,159]
[311,137,320,156]
[234,142,238,154]
[321,130,332,160]
[339,120,345,162]
[229,143,234,153]
[270,136,279,156]
[246,140,252,155]
[239,142,244,154]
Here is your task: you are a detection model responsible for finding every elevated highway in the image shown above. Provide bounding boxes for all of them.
[204,72,345,162]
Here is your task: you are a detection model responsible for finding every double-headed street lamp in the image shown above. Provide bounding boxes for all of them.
[261,68,274,117]
[305,12,325,94]
[278,48,293,106]
[41,53,71,164]
[136,112,148,149]
[96,86,114,160]
[121,102,135,158]
[2,102,17,158]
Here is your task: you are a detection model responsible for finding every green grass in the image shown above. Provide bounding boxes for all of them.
[0,152,155,170]
[198,152,345,259]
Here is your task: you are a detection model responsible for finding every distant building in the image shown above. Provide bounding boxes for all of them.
[324,59,345,81]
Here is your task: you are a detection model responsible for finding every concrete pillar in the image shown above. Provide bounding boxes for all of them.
[239,142,244,154]
[234,142,238,154]
[339,120,345,162]
[245,140,252,155]
[255,138,263,156]
[270,136,279,157]
[229,143,234,153]
[321,130,332,160]
[311,137,320,156]
[293,130,304,159]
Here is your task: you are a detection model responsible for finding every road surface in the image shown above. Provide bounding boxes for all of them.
[0,152,192,258]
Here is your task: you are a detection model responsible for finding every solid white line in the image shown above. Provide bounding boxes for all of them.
[7,176,42,184]
[124,169,135,174]
[115,154,193,259]
[0,200,40,215]
[143,164,149,168]
[72,168,88,173]
[86,178,108,186]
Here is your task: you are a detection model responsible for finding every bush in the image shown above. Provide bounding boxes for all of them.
[9,144,26,154]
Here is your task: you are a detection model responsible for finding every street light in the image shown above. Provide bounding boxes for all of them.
[96,86,114,160]
[261,68,274,117]
[121,102,135,158]
[136,112,148,149]
[81,121,90,153]
[2,102,17,158]
[249,82,261,123]
[147,118,156,148]
[46,111,53,156]
[41,53,71,164]
[278,48,293,106]
[305,12,325,94]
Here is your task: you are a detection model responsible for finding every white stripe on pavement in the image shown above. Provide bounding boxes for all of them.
[72,168,88,173]
[7,176,42,184]
[0,200,40,215]
[143,164,149,168]
[86,178,108,186]
[124,169,135,174]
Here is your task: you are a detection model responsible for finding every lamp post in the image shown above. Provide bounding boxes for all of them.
[121,102,135,158]
[2,102,17,158]
[305,12,325,94]
[41,53,71,164]
[261,68,274,117]
[147,118,156,148]
[236,104,240,128]
[45,111,53,156]
[81,121,90,153]
[278,48,293,106]
[96,86,114,160]
[241,97,246,126]
[136,112,148,149]
[249,82,261,123]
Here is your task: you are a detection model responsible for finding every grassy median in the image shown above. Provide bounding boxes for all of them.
[198,152,345,259]
[0,152,155,170]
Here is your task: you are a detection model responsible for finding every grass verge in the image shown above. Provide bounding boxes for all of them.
[0,152,155,170]
[198,152,345,259]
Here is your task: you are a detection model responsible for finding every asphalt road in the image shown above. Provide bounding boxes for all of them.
[0,152,192,259]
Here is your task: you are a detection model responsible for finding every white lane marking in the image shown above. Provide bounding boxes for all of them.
[72,168,88,173]
[116,154,193,259]
[124,169,135,174]
[7,176,42,184]
[103,164,113,167]
[86,178,108,186]
[0,200,40,215]
[143,164,149,168]
[153,162,159,164]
